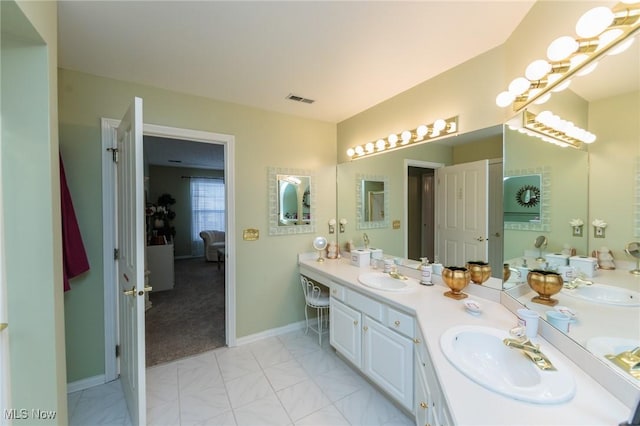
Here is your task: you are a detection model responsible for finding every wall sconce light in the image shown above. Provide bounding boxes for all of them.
[570,218,584,237]
[496,1,640,112]
[512,110,597,148]
[592,218,608,238]
[328,218,336,234]
[346,116,459,160]
[339,218,348,233]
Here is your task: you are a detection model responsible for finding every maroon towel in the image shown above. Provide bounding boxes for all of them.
[60,154,90,291]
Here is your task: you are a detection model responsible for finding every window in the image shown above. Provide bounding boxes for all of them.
[191,178,225,256]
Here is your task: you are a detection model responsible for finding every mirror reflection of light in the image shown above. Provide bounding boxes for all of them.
[576,7,614,38]
[525,59,552,81]
[547,36,579,61]
[608,37,635,56]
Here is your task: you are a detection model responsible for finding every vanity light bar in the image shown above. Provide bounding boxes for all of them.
[520,110,596,148]
[346,116,459,159]
[496,1,640,112]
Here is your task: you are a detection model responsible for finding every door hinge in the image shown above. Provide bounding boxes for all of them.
[114,248,120,260]
[115,344,120,358]
[107,147,119,163]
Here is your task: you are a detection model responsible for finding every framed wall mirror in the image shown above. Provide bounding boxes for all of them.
[268,167,315,235]
[356,174,389,230]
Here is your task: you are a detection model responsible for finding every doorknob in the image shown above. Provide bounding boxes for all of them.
[476,236,486,242]
[123,286,153,297]
[494,232,501,237]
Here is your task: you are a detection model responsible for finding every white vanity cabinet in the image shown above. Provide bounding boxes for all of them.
[414,326,452,426]
[329,283,414,411]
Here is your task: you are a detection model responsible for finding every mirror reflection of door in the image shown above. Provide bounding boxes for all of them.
[362,180,384,222]
[368,191,384,221]
[407,166,435,262]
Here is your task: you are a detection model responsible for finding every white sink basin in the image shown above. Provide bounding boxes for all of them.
[563,283,640,307]
[358,272,417,292]
[440,325,576,404]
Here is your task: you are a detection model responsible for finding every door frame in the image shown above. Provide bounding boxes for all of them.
[101,119,236,382]
[403,159,443,259]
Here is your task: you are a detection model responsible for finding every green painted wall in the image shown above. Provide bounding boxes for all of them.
[2,0,67,423]
[59,68,336,382]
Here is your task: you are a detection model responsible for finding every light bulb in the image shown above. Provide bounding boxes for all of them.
[536,110,553,126]
[355,146,364,155]
[388,134,398,145]
[547,36,578,61]
[570,53,589,69]
[598,29,623,51]
[508,77,530,96]
[376,139,386,151]
[347,148,355,157]
[608,37,635,56]
[584,133,597,144]
[365,142,374,153]
[576,61,598,77]
[551,79,571,93]
[576,6,614,38]
[433,119,446,131]
[534,93,552,105]
[496,91,515,107]
[416,125,428,138]
[401,130,412,144]
[525,59,552,81]
[447,122,457,133]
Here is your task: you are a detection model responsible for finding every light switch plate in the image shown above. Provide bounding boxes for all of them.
[243,228,259,241]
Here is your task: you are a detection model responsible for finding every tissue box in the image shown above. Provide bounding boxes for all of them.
[569,255,598,277]
[545,253,569,268]
[369,248,383,260]
[351,249,371,267]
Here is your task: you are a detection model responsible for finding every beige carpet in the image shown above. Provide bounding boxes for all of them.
[145,257,225,367]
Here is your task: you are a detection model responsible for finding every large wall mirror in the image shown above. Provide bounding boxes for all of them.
[356,174,389,230]
[336,126,503,274]
[268,167,315,235]
[502,31,640,391]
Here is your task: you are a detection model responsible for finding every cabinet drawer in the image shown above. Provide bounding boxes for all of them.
[347,290,384,322]
[330,283,346,301]
[386,308,414,338]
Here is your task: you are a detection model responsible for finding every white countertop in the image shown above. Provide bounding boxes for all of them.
[299,255,631,425]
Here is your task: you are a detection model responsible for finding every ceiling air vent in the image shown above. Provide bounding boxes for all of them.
[286,93,315,104]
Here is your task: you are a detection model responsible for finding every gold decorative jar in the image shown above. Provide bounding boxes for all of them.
[466,261,491,285]
[503,263,511,282]
[527,269,563,306]
[442,267,470,300]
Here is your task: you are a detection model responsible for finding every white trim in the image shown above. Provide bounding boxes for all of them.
[67,374,107,394]
[403,159,444,259]
[235,321,306,346]
[102,118,237,382]
[101,118,119,382]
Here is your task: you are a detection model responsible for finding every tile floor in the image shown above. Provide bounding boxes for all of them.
[68,329,414,426]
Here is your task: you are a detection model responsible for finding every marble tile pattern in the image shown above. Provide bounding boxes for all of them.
[68,330,414,426]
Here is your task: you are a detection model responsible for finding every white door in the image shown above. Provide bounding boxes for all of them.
[435,160,488,267]
[116,97,147,426]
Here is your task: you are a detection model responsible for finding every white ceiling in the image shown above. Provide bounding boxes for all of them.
[58,1,536,123]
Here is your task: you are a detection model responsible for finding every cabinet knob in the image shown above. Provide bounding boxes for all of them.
[413,338,422,344]
[353,320,358,326]
[363,325,368,331]
[420,401,428,409]
[394,320,400,327]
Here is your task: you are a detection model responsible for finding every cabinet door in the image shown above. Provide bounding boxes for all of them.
[330,299,362,368]
[363,316,413,410]
[414,363,435,426]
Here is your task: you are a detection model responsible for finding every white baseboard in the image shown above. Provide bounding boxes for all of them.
[67,374,106,394]
[235,320,306,346]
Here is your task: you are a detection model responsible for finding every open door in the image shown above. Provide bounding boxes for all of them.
[436,160,488,266]
[116,97,147,425]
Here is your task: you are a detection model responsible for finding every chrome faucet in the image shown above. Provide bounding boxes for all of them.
[503,337,556,371]
[363,233,370,249]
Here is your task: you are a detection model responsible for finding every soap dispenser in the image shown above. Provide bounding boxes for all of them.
[420,257,433,286]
